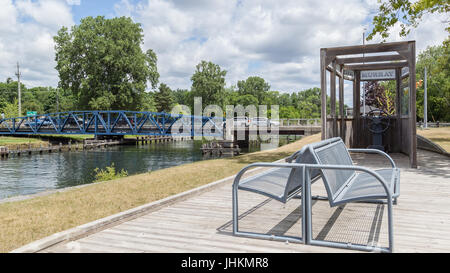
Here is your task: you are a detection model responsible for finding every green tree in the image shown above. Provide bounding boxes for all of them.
[1,99,19,118]
[280,106,300,119]
[54,16,159,111]
[237,76,270,105]
[278,93,293,107]
[154,83,175,112]
[140,92,157,112]
[363,81,396,114]
[368,0,449,41]
[416,43,450,121]
[0,97,7,112]
[0,80,25,103]
[234,94,259,106]
[172,89,191,105]
[261,91,280,107]
[191,61,227,107]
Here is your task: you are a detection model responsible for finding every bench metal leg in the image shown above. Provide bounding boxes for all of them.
[304,173,394,253]
[232,184,306,244]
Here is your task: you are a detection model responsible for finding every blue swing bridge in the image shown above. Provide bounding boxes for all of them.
[0,110,225,138]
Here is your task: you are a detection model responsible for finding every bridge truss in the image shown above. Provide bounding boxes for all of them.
[0,111,225,137]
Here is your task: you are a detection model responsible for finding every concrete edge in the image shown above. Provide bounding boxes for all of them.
[10,159,285,253]
[417,135,450,157]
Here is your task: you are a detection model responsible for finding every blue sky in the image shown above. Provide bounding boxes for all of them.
[1,0,448,106]
[71,0,120,23]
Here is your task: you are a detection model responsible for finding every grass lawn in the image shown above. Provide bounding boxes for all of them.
[0,133,321,252]
[1,134,138,145]
[417,127,450,152]
[37,134,95,142]
[0,136,47,149]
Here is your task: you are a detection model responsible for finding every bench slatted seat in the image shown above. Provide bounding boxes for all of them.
[232,137,400,253]
[313,139,400,206]
[333,168,398,204]
[237,144,323,203]
[237,167,295,203]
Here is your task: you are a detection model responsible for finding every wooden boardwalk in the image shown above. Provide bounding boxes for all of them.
[42,150,450,253]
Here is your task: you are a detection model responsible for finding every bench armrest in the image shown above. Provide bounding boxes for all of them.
[233,163,392,198]
[233,162,305,188]
[285,151,301,163]
[347,148,397,169]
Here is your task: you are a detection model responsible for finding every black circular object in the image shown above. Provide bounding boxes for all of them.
[365,109,391,134]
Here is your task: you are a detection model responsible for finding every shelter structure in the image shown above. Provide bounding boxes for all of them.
[320,41,417,168]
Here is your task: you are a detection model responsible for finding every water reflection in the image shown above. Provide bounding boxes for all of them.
[0,136,300,200]
[0,141,205,200]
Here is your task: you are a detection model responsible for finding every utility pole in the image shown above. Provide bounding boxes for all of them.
[15,62,22,117]
[56,88,60,113]
[424,67,428,129]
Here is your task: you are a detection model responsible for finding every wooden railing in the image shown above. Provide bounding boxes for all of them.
[279,119,321,127]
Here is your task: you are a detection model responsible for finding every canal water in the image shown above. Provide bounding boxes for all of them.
[0,138,295,200]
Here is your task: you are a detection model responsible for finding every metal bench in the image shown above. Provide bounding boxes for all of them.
[232,142,324,244]
[232,137,400,252]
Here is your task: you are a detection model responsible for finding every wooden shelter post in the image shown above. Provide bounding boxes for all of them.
[330,61,337,137]
[409,42,417,168]
[339,65,345,139]
[320,48,327,140]
[395,68,402,150]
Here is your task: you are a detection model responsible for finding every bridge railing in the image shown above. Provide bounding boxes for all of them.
[416,122,450,128]
[279,119,321,127]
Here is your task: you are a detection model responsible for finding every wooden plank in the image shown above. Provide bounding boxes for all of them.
[344,61,408,71]
[326,66,354,81]
[324,41,410,56]
[336,54,406,64]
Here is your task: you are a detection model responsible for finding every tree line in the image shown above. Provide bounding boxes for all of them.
[0,71,329,120]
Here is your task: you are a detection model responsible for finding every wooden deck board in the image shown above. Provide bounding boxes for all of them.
[42,150,450,253]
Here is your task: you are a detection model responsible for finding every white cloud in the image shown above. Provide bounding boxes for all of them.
[112,0,362,95]
[16,0,74,28]
[0,0,18,33]
[0,0,75,87]
[66,0,80,5]
[113,0,447,109]
[0,0,447,103]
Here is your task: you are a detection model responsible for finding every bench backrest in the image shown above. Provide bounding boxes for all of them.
[283,145,320,200]
[311,138,356,200]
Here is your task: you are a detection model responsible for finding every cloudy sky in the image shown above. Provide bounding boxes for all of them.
[0,0,448,105]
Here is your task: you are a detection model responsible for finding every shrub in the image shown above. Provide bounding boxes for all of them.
[93,163,128,182]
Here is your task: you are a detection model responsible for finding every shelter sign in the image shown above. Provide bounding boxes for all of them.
[361,70,396,81]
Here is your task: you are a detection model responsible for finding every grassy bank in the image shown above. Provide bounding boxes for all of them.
[0,136,47,149]
[417,127,450,152]
[0,134,140,146]
[0,134,321,252]
[38,134,95,142]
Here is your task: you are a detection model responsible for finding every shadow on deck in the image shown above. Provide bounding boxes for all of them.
[35,149,450,253]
